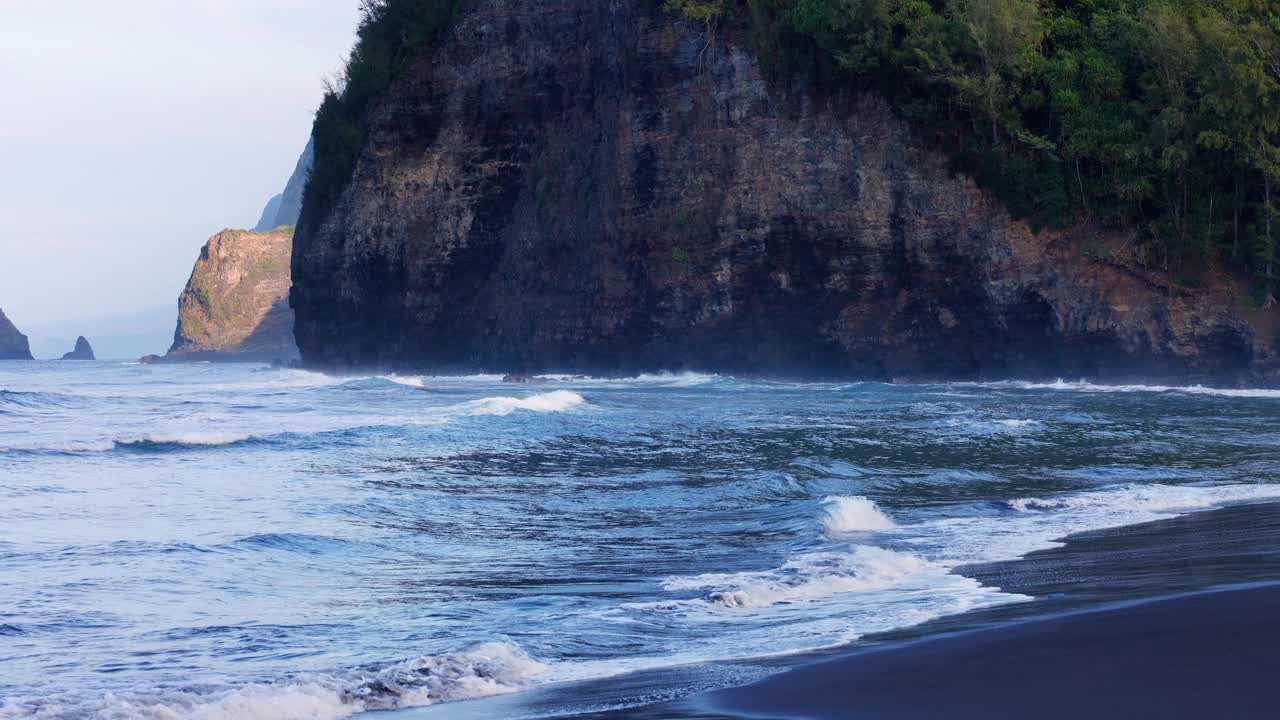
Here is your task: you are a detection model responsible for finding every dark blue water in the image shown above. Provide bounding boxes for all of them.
[2,361,1279,718]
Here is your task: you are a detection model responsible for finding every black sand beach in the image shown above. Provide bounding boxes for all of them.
[701,583,1280,719]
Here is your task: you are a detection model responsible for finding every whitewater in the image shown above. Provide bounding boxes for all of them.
[2,361,1279,719]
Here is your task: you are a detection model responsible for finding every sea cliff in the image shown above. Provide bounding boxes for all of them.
[0,307,33,360]
[166,228,299,362]
[290,0,1276,383]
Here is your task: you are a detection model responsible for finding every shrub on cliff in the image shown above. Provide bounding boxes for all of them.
[301,0,458,229]
[672,0,1280,292]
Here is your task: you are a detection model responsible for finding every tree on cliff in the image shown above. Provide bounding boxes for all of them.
[303,0,458,228]
[669,0,1280,296]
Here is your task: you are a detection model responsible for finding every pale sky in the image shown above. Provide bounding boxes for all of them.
[0,1,362,327]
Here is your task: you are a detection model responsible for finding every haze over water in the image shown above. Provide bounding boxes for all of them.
[3,361,1280,718]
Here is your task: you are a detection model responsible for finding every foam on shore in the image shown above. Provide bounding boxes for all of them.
[0,641,548,720]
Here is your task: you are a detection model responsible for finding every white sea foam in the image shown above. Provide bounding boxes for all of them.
[820,496,896,535]
[94,683,353,720]
[902,482,1280,567]
[646,482,1280,648]
[528,372,720,386]
[432,374,510,383]
[982,379,1280,398]
[260,370,352,388]
[1005,482,1280,516]
[0,641,548,720]
[464,391,587,416]
[627,372,719,386]
[126,432,253,446]
[662,546,932,609]
[381,375,427,388]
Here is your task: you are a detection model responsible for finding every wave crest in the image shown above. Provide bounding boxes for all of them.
[821,496,896,535]
[662,546,930,610]
[381,375,425,388]
[464,391,587,416]
[984,379,1280,398]
[118,432,253,448]
[4,432,254,454]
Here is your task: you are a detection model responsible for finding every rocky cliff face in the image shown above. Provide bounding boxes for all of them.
[0,307,33,360]
[291,0,1275,383]
[254,140,314,232]
[168,228,299,362]
[60,336,95,360]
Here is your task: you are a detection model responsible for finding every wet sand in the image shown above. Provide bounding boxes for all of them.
[701,583,1280,719]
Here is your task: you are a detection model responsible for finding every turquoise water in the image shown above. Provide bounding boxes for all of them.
[2,361,1279,718]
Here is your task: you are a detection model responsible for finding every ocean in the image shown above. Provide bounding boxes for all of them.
[2,361,1279,719]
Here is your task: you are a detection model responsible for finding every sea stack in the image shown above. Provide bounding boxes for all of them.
[0,307,34,360]
[60,336,95,360]
[165,227,299,363]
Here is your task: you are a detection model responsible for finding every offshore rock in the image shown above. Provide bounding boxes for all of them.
[291,0,1275,383]
[0,307,33,360]
[167,228,299,363]
[60,336,95,361]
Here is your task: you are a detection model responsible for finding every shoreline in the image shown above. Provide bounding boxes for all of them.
[390,501,1280,720]
[699,583,1280,720]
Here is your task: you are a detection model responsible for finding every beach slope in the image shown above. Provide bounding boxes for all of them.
[704,584,1280,720]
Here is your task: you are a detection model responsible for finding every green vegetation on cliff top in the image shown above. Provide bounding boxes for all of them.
[303,0,1280,293]
[302,0,457,228]
[686,0,1280,292]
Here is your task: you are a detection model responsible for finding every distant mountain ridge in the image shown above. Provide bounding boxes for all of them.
[253,139,313,232]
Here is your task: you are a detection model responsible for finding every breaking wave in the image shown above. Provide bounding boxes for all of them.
[0,641,548,720]
[116,432,254,448]
[820,496,897,535]
[662,546,933,610]
[648,482,1280,624]
[463,391,587,416]
[380,375,426,388]
[983,379,1280,398]
[9,360,1280,718]
[570,372,720,386]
